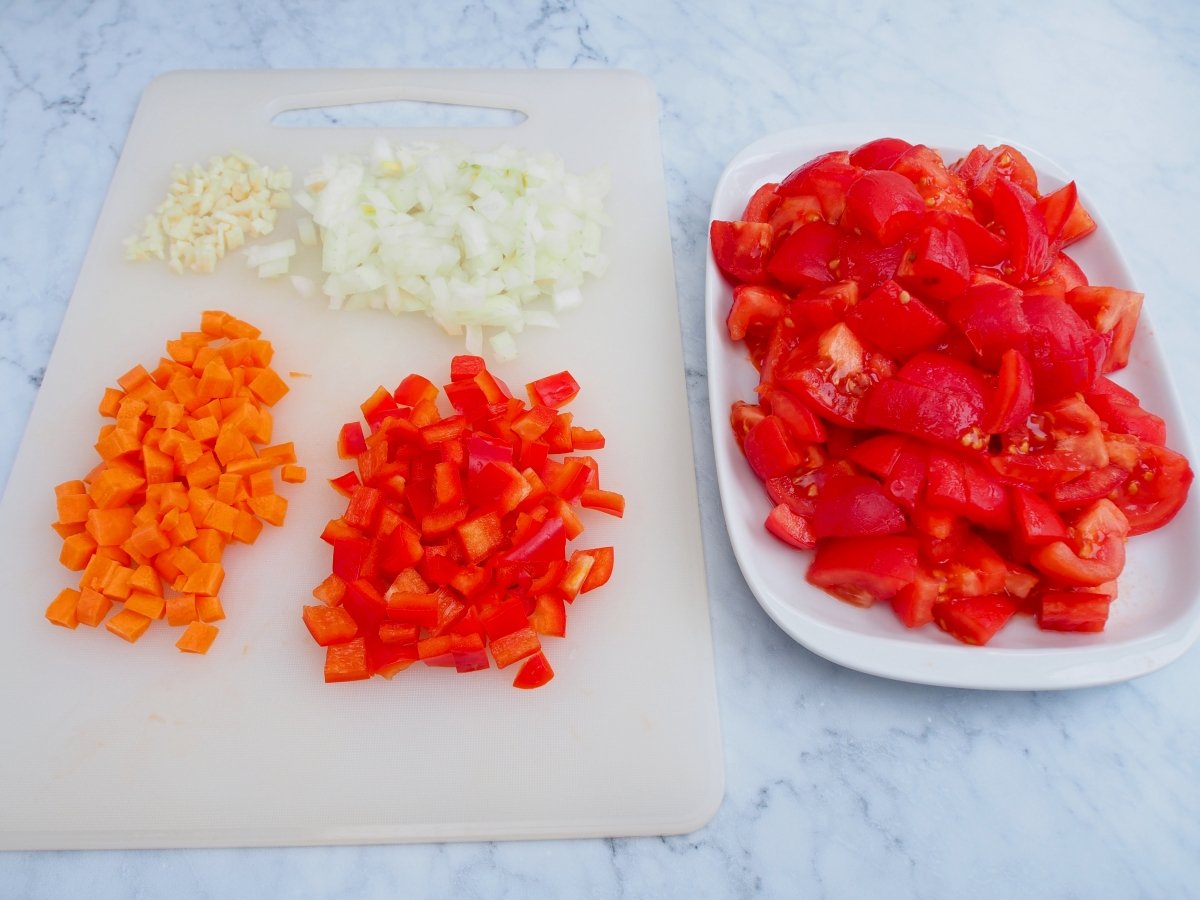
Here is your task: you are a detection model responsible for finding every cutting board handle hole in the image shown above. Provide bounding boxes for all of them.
[270,99,527,129]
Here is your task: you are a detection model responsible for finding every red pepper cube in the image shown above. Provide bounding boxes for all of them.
[569,427,605,450]
[380,520,423,573]
[512,651,554,689]
[378,622,419,644]
[456,511,505,564]
[449,355,487,383]
[418,634,455,667]
[393,373,439,407]
[529,593,567,637]
[331,536,372,582]
[341,578,388,629]
[367,635,419,678]
[329,470,362,499]
[324,638,370,683]
[343,485,383,532]
[580,488,625,518]
[489,626,541,669]
[337,422,367,459]
[444,380,490,419]
[526,371,580,409]
[559,551,596,602]
[356,441,389,487]
[512,404,558,443]
[302,604,359,646]
[503,516,566,567]
[578,547,614,593]
[384,589,439,628]
[480,598,530,641]
[360,385,399,423]
[432,461,465,507]
[451,632,490,672]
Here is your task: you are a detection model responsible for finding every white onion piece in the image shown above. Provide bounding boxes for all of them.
[286,141,610,357]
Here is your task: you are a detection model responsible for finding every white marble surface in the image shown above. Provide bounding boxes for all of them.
[2,0,1200,897]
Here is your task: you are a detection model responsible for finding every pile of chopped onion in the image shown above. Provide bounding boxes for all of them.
[283,139,610,360]
[125,151,292,274]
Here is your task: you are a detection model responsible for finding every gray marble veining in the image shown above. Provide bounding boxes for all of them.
[2,1,1200,897]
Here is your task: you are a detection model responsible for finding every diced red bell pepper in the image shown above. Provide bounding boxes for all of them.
[577,547,614,593]
[527,371,580,409]
[512,651,555,689]
[489,626,541,669]
[302,605,359,646]
[324,638,370,682]
[394,373,439,406]
[337,422,367,459]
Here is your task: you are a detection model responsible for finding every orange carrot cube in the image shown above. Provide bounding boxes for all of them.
[176,621,219,653]
[105,608,152,643]
[45,588,81,629]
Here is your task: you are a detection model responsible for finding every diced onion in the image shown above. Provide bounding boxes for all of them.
[285,141,610,357]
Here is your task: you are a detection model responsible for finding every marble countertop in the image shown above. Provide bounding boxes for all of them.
[3,1,1200,897]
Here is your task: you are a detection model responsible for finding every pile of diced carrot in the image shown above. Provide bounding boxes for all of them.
[45,310,303,653]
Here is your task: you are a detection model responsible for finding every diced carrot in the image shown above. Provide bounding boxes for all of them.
[45,588,81,629]
[165,338,196,365]
[189,528,225,563]
[165,593,198,626]
[81,553,119,592]
[76,587,114,627]
[52,521,86,539]
[98,387,124,418]
[117,364,151,393]
[183,562,224,597]
[89,467,145,509]
[247,469,275,497]
[202,500,239,535]
[221,315,261,340]
[95,427,144,461]
[130,564,163,596]
[196,594,225,622]
[214,424,255,466]
[125,590,166,620]
[105,608,152,643]
[200,309,231,336]
[248,367,289,406]
[129,522,171,558]
[183,451,221,489]
[280,465,307,484]
[232,510,263,544]
[170,544,203,576]
[59,531,98,571]
[176,621,219,654]
[142,444,175,485]
[247,493,287,527]
[56,491,93,525]
[259,442,297,466]
[169,510,199,544]
[86,506,136,547]
[100,565,134,600]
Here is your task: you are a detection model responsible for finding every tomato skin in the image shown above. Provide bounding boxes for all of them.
[811,473,907,539]
[761,387,828,443]
[983,348,1035,435]
[743,415,802,479]
[1036,590,1111,632]
[1085,379,1167,446]
[806,535,920,606]
[710,219,774,284]
[848,137,913,170]
[933,594,1018,646]
[1011,487,1070,545]
[742,182,781,223]
[777,151,862,221]
[992,175,1051,284]
[1022,294,1106,400]
[846,279,948,361]
[843,171,926,244]
[947,281,1030,369]
[765,503,816,549]
[766,221,842,289]
[895,225,970,302]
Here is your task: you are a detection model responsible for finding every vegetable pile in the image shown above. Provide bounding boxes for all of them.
[305,357,623,688]
[279,140,610,361]
[125,152,292,273]
[711,137,1193,645]
[45,311,300,653]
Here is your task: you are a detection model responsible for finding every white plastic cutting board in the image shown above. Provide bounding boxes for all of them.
[0,70,723,849]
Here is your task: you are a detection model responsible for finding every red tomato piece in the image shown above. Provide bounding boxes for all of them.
[894,225,970,302]
[777,150,862,221]
[742,182,782,223]
[1036,590,1111,632]
[1031,499,1129,586]
[766,221,842,289]
[1109,440,1193,535]
[842,170,926,245]
[811,473,907,539]
[1064,285,1143,373]
[710,219,774,284]
[765,503,817,549]
[1022,294,1106,400]
[848,137,913,170]
[933,595,1017,646]
[806,535,920,606]
[727,284,789,342]
[984,348,1035,435]
[846,279,948,361]
[992,176,1052,284]
[760,387,828,444]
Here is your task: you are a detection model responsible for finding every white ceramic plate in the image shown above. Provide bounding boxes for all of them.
[706,125,1200,690]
